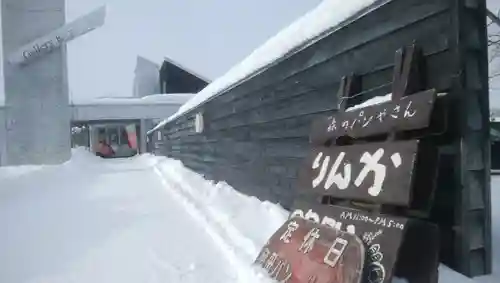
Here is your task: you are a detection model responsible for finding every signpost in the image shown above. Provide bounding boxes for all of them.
[255,44,442,283]
[1,1,106,166]
[7,6,106,66]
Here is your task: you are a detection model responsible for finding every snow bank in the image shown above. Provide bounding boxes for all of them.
[148,155,286,283]
[150,155,289,261]
[0,147,95,181]
[0,164,46,181]
[150,0,387,132]
[66,147,103,164]
[150,154,499,283]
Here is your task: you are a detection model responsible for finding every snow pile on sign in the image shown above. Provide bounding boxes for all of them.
[345,93,392,112]
[150,0,385,132]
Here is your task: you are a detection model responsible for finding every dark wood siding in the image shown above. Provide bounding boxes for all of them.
[153,0,491,277]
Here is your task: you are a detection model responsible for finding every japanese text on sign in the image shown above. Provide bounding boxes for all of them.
[290,202,408,283]
[298,141,418,205]
[278,220,349,267]
[312,148,402,197]
[327,100,416,133]
[309,89,436,145]
[255,217,365,283]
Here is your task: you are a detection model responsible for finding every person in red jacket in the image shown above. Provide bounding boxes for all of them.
[96,139,115,158]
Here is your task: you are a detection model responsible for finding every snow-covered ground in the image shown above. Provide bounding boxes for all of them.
[0,149,281,283]
[0,149,498,283]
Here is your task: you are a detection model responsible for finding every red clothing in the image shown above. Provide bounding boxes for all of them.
[97,142,114,156]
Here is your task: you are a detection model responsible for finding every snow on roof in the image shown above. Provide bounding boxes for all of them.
[72,93,195,105]
[150,0,387,132]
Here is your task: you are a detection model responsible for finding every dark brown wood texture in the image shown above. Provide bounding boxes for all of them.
[153,0,491,276]
[291,200,406,283]
[310,89,437,145]
[255,217,365,283]
[297,140,418,206]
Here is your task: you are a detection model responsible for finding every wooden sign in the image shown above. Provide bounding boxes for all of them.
[290,201,407,283]
[310,89,437,146]
[254,217,365,283]
[297,140,418,206]
[281,45,441,283]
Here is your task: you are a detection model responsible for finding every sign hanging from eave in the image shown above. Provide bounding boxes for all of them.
[7,5,107,66]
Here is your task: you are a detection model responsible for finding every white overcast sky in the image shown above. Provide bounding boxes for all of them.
[488,0,500,108]
[63,0,500,107]
[2,0,500,107]
[65,0,321,100]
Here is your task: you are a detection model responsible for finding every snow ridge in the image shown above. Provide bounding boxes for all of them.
[152,158,277,283]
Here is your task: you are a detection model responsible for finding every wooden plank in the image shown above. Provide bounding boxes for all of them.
[297,140,419,206]
[391,45,427,100]
[395,217,440,283]
[254,217,365,283]
[310,89,437,145]
[337,75,362,111]
[290,201,407,283]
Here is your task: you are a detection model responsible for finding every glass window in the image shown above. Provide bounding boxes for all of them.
[108,126,119,145]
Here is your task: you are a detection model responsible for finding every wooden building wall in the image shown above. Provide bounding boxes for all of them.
[152,0,491,277]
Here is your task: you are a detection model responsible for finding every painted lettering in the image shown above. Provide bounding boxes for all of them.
[324,237,348,267]
[298,228,321,254]
[290,209,356,234]
[279,221,299,244]
[311,148,404,197]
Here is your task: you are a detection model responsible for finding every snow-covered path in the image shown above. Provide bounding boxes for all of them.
[0,149,498,283]
[0,151,282,283]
